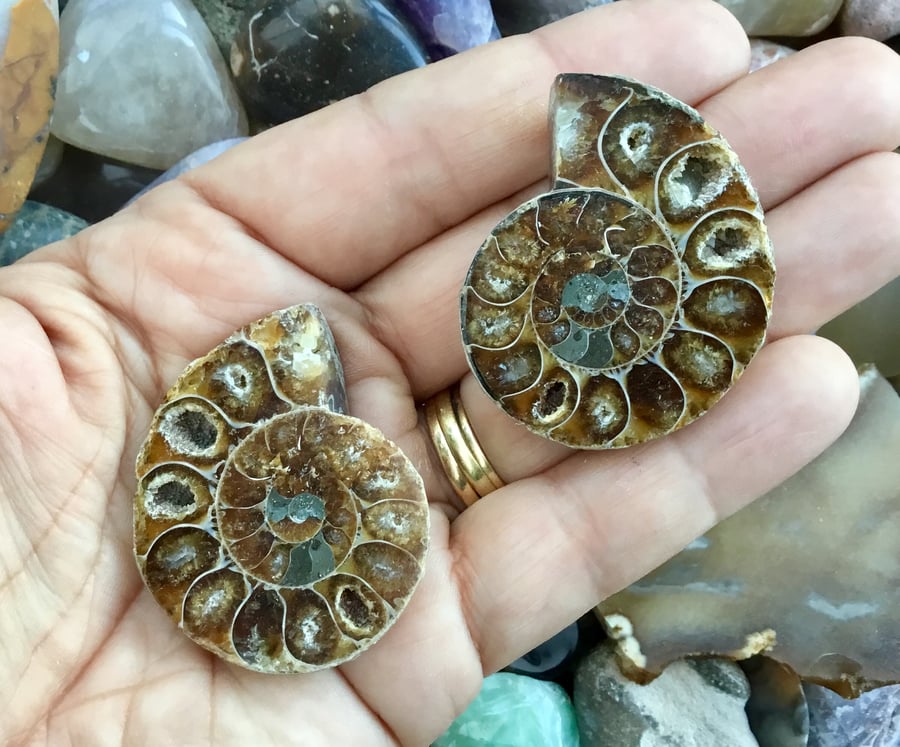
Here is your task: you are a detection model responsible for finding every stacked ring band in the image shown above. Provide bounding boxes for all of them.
[424,383,504,506]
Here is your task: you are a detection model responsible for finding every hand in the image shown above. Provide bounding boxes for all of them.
[2,0,898,743]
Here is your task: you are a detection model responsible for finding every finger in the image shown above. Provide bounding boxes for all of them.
[357,35,900,400]
[181,0,750,289]
[451,335,859,672]
[767,151,900,338]
[700,37,900,208]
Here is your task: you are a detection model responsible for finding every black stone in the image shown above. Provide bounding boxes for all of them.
[491,0,615,36]
[28,145,162,223]
[506,622,579,680]
[885,35,900,54]
[230,0,429,126]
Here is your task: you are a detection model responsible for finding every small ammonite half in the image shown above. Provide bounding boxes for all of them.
[134,305,429,673]
[461,74,775,448]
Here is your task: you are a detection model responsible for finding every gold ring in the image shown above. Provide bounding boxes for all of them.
[424,383,504,506]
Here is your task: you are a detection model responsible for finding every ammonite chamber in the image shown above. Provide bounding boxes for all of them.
[134,305,429,673]
[461,75,775,448]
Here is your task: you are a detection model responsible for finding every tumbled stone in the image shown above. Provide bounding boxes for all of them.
[29,145,161,222]
[750,39,796,72]
[52,0,247,170]
[742,657,809,747]
[0,0,58,232]
[128,137,247,204]
[818,277,900,378]
[574,644,756,746]
[32,134,64,189]
[0,200,87,265]
[230,0,428,126]
[597,367,900,696]
[434,672,579,746]
[190,0,255,61]
[492,0,614,36]
[840,0,900,41]
[505,622,579,680]
[716,0,842,35]
[806,682,900,746]
[392,0,498,58]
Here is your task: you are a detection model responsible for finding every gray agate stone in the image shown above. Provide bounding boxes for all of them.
[52,0,248,169]
[0,201,88,265]
[574,644,757,746]
[128,137,247,204]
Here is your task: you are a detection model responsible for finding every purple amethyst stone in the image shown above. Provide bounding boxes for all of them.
[392,0,499,59]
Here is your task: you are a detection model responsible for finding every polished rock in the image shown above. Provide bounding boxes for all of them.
[841,0,900,41]
[492,0,614,35]
[230,0,428,125]
[717,0,842,35]
[750,39,796,72]
[0,200,87,265]
[597,366,900,696]
[505,623,579,680]
[190,0,255,61]
[129,137,246,203]
[574,644,756,746]
[393,0,499,58]
[806,682,900,746]
[0,0,59,231]
[433,672,579,746]
[52,0,247,170]
[818,277,900,378]
[742,657,809,747]
[32,134,64,189]
[29,145,161,223]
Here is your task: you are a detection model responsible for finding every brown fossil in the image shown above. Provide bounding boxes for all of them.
[461,75,775,448]
[134,305,429,673]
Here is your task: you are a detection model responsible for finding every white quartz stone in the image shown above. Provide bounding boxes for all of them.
[52,0,247,169]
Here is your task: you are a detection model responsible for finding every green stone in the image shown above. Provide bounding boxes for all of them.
[433,672,579,746]
[0,201,88,265]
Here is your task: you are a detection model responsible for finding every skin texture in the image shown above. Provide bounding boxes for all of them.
[0,1,898,744]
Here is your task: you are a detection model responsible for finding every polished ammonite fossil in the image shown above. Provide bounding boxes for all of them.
[462,74,775,448]
[134,305,429,673]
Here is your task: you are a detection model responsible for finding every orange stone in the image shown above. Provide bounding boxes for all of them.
[0,0,58,231]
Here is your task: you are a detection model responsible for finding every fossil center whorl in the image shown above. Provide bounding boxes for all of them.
[461,74,775,450]
[216,409,363,589]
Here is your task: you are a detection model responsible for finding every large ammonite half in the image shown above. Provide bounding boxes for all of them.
[134,305,429,673]
[461,74,775,448]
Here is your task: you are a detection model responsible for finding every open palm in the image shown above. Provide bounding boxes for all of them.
[2,1,899,744]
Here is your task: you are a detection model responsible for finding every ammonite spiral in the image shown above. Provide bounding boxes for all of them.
[461,75,775,448]
[134,305,429,673]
